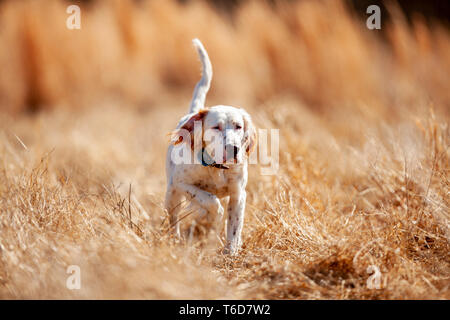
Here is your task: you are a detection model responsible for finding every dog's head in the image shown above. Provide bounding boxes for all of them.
[173,106,256,165]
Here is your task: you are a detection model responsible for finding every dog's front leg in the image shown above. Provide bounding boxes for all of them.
[165,187,183,237]
[177,183,224,218]
[225,189,246,255]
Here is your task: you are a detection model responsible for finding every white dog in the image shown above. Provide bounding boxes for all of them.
[165,39,256,255]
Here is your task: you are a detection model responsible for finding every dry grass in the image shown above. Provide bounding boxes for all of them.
[0,0,449,299]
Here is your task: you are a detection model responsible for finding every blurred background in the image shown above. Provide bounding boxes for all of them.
[0,0,449,299]
[0,0,448,116]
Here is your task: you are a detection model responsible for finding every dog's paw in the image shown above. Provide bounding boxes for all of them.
[223,243,239,256]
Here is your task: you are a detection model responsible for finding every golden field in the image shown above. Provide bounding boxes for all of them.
[0,0,448,299]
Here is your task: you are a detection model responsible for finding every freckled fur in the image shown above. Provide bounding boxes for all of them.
[164,39,256,255]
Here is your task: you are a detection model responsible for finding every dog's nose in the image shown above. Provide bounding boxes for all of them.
[225,145,240,160]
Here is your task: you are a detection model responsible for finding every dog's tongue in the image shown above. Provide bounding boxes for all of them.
[212,163,229,169]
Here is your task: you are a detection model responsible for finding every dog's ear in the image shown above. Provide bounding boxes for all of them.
[180,109,209,133]
[240,109,256,156]
[171,109,209,148]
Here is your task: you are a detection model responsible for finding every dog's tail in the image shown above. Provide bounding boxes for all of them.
[189,38,212,114]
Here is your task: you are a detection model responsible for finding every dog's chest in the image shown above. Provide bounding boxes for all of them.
[175,163,244,197]
[194,168,229,196]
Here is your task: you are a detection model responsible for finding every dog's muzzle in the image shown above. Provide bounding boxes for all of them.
[225,144,240,162]
[198,148,229,169]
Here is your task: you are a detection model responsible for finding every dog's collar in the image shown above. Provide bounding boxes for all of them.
[198,148,229,170]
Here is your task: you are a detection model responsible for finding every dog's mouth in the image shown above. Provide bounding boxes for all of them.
[199,149,229,169]
[212,163,230,169]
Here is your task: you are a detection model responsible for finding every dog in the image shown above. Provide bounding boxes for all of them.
[165,39,256,255]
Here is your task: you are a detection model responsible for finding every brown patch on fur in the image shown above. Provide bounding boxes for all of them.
[171,109,209,150]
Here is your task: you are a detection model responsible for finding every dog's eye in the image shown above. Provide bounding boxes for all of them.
[212,125,221,130]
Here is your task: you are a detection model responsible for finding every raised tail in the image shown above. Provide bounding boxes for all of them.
[189,39,212,114]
